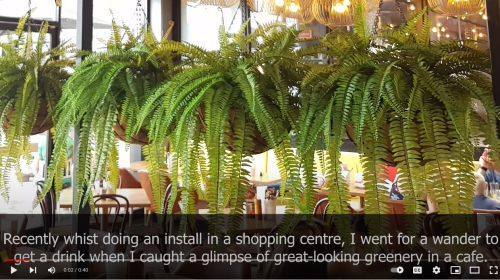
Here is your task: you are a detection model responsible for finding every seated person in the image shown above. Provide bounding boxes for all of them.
[389,179,404,200]
[478,147,500,183]
[473,172,500,210]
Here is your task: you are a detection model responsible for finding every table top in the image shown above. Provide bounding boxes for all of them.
[128,161,281,186]
[59,188,151,209]
[317,185,366,198]
[348,185,366,196]
[128,161,152,172]
[248,174,281,185]
[0,247,70,279]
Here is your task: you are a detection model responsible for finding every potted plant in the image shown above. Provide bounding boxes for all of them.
[135,21,314,233]
[41,21,178,208]
[0,14,75,201]
[298,7,498,239]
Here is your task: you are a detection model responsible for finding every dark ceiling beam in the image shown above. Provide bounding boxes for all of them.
[0,16,58,26]
[485,0,500,137]
[71,0,92,278]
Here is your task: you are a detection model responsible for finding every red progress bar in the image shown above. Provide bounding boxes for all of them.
[4,259,30,261]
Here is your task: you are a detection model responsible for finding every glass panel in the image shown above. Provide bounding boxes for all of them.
[0,29,52,59]
[181,4,242,50]
[93,0,148,52]
[0,0,57,21]
[61,0,148,53]
[429,12,489,49]
[60,0,77,56]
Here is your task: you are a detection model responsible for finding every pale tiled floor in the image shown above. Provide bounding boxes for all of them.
[0,180,41,214]
[0,178,46,230]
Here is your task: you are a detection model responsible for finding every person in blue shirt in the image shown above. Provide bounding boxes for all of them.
[478,148,500,183]
[473,172,500,210]
[484,169,500,183]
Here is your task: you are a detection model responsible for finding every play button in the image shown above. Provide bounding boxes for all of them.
[11,267,17,274]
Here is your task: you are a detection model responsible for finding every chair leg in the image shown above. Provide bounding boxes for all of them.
[144,208,148,226]
[147,211,153,226]
[129,208,133,227]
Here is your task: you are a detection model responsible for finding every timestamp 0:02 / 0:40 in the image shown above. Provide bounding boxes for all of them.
[63,268,89,273]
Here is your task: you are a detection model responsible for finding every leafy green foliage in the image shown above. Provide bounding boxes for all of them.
[135,20,310,235]
[41,21,177,209]
[298,6,496,240]
[0,13,75,201]
[24,5,497,240]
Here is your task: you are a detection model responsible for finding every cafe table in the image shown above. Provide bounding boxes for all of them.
[128,161,281,186]
[59,188,151,231]
[317,185,366,208]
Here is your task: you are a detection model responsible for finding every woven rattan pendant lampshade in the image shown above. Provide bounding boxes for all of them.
[283,0,315,23]
[313,0,368,27]
[183,0,239,8]
[248,0,277,12]
[428,0,484,16]
[248,0,314,23]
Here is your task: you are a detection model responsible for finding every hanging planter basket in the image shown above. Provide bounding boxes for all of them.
[113,111,149,145]
[197,107,270,155]
[345,124,395,166]
[3,100,54,135]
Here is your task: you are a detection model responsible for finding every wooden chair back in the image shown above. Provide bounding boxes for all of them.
[162,184,199,236]
[313,198,329,222]
[138,170,172,213]
[319,199,363,236]
[93,194,130,234]
[118,168,141,189]
[36,180,56,230]
[382,200,406,235]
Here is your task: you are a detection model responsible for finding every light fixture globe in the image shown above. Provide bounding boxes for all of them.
[283,0,315,23]
[248,0,278,13]
[248,0,314,23]
[183,0,239,8]
[428,0,484,16]
[313,0,368,27]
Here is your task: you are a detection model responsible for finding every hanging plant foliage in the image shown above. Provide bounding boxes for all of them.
[134,20,317,234]
[0,14,75,201]
[298,7,497,241]
[40,21,178,208]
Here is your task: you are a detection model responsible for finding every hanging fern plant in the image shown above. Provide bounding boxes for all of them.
[135,20,315,235]
[0,14,75,201]
[299,6,498,241]
[40,21,178,209]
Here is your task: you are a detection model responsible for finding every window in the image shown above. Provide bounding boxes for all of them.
[181,4,242,50]
[60,0,148,52]
[0,0,57,21]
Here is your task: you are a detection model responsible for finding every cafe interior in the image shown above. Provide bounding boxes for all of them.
[0,0,500,278]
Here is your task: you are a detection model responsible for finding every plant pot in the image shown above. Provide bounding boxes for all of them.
[197,107,270,155]
[113,112,149,145]
[3,100,53,135]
